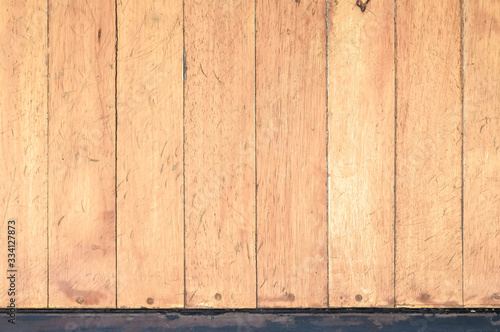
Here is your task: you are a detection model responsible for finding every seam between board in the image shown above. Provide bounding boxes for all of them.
[46,0,50,309]
[254,0,259,310]
[460,0,466,308]
[114,0,119,309]
[393,0,398,309]
[325,0,330,309]
[182,0,187,309]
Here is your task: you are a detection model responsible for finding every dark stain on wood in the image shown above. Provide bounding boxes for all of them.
[420,293,431,302]
[356,0,371,12]
[57,281,106,306]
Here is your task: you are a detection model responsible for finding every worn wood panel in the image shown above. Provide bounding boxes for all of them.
[48,0,116,308]
[256,0,327,308]
[117,0,184,308]
[0,0,47,308]
[184,0,256,308]
[464,0,500,307]
[395,0,462,307]
[328,0,395,307]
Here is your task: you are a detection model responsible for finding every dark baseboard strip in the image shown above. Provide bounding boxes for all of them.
[1,309,499,331]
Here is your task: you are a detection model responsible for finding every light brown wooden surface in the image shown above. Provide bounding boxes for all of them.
[116,0,184,308]
[464,0,500,307]
[328,0,395,308]
[2,0,500,310]
[184,0,256,308]
[256,0,328,308]
[48,0,116,308]
[0,0,48,308]
[395,0,462,307]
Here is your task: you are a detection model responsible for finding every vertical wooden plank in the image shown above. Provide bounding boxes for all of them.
[328,0,395,307]
[116,0,184,308]
[0,0,47,308]
[184,0,256,308]
[464,0,500,307]
[256,0,327,308]
[48,0,116,307]
[396,0,462,307]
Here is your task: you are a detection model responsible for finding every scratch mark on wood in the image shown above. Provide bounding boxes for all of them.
[356,0,371,13]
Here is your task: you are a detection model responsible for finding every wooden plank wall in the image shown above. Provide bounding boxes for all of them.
[116,0,184,308]
[464,0,500,307]
[395,0,463,307]
[0,0,499,309]
[0,0,48,308]
[48,0,116,308]
[184,0,256,308]
[328,0,394,307]
[256,0,327,308]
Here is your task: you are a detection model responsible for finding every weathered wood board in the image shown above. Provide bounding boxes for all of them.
[48,0,116,308]
[256,0,328,308]
[328,0,395,308]
[184,0,256,308]
[395,0,463,307]
[117,0,184,308]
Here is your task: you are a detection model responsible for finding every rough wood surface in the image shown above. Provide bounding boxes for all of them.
[395,0,463,307]
[328,0,395,308]
[464,0,500,307]
[117,0,184,308]
[48,0,116,308]
[2,0,500,310]
[184,0,256,308]
[0,0,48,308]
[256,0,328,308]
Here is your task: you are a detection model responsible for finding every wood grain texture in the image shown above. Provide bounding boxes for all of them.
[328,0,395,307]
[395,0,462,307]
[464,0,500,307]
[184,0,256,308]
[117,0,184,308]
[256,0,327,308]
[0,0,47,308]
[48,0,116,308]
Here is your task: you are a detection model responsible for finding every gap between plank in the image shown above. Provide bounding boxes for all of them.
[254,0,259,310]
[182,0,187,309]
[460,0,466,308]
[393,0,398,308]
[114,0,119,309]
[325,0,330,309]
[46,0,50,309]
